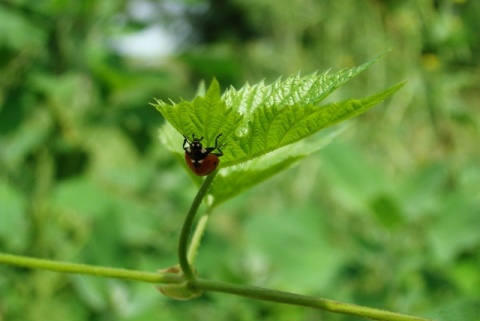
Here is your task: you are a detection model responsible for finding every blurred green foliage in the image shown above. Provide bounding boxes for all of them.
[0,0,479,320]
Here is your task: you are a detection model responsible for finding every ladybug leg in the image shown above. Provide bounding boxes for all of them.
[213,133,225,156]
[214,133,223,148]
[214,145,224,157]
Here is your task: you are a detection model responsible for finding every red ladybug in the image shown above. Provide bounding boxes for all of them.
[183,133,224,176]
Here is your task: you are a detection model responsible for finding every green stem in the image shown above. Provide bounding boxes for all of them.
[0,253,183,284]
[192,279,436,321]
[178,171,218,280]
[187,211,210,264]
[0,252,435,320]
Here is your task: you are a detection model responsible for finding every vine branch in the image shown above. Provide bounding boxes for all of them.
[0,252,436,321]
[178,170,218,280]
[0,253,183,284]
[192,279,436,321]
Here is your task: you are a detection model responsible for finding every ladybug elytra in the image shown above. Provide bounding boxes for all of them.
[183,133,224,176]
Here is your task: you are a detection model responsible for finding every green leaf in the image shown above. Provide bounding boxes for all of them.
[222,51,387,116]
[153,78,243,147]
[220,81,404,167]
[152,54,405,206]
[210,83,404,204]
[210,131,340,205]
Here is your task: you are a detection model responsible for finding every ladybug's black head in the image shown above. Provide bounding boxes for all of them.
[183,135,208,160]
[182,133,224,160]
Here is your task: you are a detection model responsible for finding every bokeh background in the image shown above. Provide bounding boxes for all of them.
[1,0,479,320]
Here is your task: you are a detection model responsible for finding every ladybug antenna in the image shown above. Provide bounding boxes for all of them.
[182,135,190,146]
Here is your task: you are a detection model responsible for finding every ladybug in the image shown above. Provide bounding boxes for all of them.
[183,133,224,176]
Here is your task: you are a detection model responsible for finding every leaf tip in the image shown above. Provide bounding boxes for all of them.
[206,78,222,98]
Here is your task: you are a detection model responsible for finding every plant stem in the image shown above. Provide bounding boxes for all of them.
[178,171,218,280]
[192,279,436,321]
[0,253,183,284]
[187,211,210,264]
[0,252,435,320]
